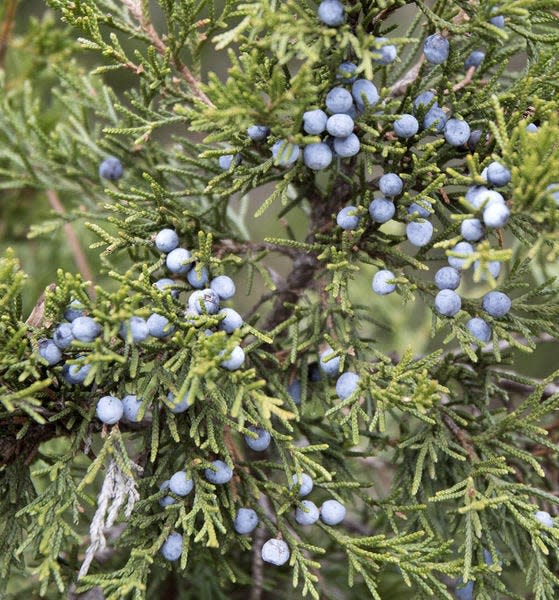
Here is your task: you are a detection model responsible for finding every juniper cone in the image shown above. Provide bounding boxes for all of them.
[2,2,559,600]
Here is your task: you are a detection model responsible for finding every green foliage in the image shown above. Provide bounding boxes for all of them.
[0,1,559,599]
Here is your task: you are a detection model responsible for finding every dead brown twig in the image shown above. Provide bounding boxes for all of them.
[0,0,18,68]
[46,190,95,296]
[120,0,214,107]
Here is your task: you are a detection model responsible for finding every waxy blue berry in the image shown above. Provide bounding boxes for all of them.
[466,317,491,342]
[166,248,192,275]
[394,114,419,138]
[423,34,449,64]
[303,143,333,170]
[234,508,259,535]
[99,156,123,180]
[369,198,395,224]
[336,372,360,400]
[147,313,175,338]
[271,140,300,166]
[161,532,183,561]
[320,499,346,525]
[205,459,233,484]
[96,395,123,425]
[295,500,320,526]
[53,323,74,349]
[303,109,328,134]
[351,79,379,111]
[261,539,290,566]
[372,270,396,295]
[169,471,194,496]
[244,427,271,452]
[38,339,62,365]
[317,0,344,27]
[336,206,360,230]
[482,291,511,318]
[154,229,179,253]
[435,289,461,317]
[71,316,102,343]
[379,173,403,197]
[289,473,313,497]
[444,119,471,146]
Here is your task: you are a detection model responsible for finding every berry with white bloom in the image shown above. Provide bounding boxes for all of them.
[435,290,462,317]
[372,37,397,65]
[119,317,149,343]
[220,345,245,370]
[53,323,74,349]
[38,339,62,365]
[187,266,209,289]
[394,114,419,138]
[147,313,175,338]
[435,267,461,291]
[218,308,243,333]
[96,395,123,425]
[303,109,328,134]
[369,198,395,224]
[423,33,449,64]
[372,270,396,295]
[204,460,233,484]
[466,317,492,343]
[244,427,271,452]
[535,510,554,528]
[319,346,340,376]
[295,500,320,526]
[483,202,510,228]
[444,118,471,146]
[234,508,259,535]
[166,248,192,274]
[154,229,179,253]
[406,220,433,247]
[303,143,333,170]
[247,125,270,142]
[166,390,190,413]
[379,173,403,197]
[161,532,183,561]
[122,394,143,422]
[169,471,194,496]
[320,500,346,525]
[271,140,300,166]
[210,275,236,300]
[448,242,474,270]
[326,87,354,114]
[289,473,313,497]
[461,219,484,242]
[482,291,511,318]
[317,0,344,27]
[71,316,102,343]
[351,79,380,111]
[336,372,360,400]
[261,539,290,566]
[333,133,360,157]
[336,206,361,230]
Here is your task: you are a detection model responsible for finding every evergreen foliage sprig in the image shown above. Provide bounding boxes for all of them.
[0,1,559,598]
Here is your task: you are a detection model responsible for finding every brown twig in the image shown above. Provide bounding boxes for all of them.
[491,372,559,399]
[262,180,353,332]
[441,409,479,462]
[216,239,300,259]
[46,190,95,295]
[0,0,18,68]
[120,0,214,107]
[249,521,266,600]
[389,56,425,97]
[450,66,476,93]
